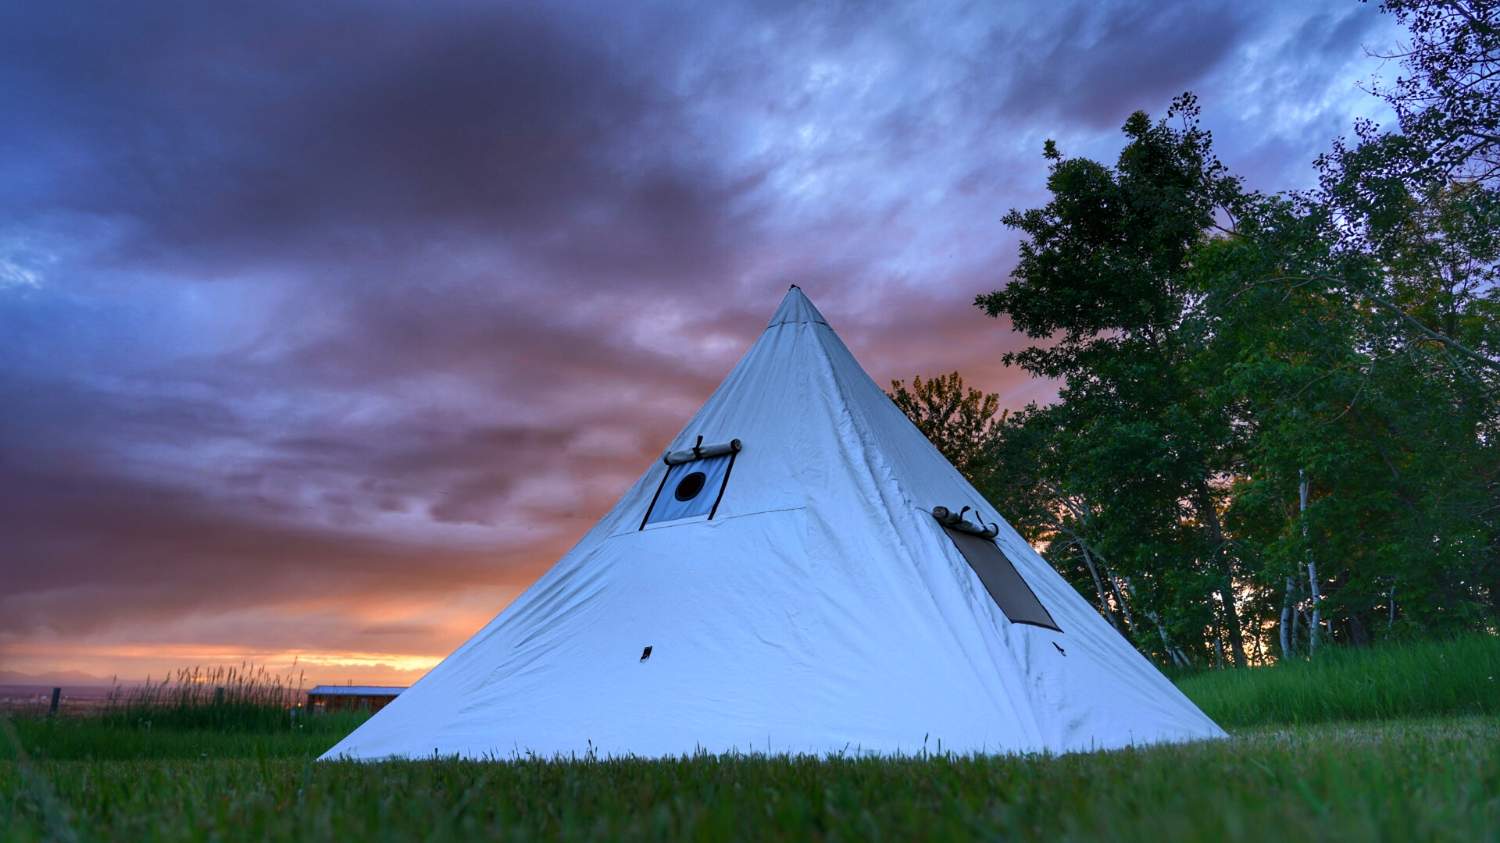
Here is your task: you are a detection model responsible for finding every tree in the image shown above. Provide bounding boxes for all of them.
[952,3,1500,668]
[1315,134,1500,382]
[977,96,1255,667]
[887,372,1004,476]
[1371,0,1500,184]
[1208,171,1500,647]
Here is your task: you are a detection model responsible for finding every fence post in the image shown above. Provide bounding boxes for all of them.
[214,686,226,705]
[49,687,61,716]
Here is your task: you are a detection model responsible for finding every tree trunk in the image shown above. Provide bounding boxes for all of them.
[1306,565,1320,655]
[1074,539,1119,631]
[1155,619,1175,663]
[1301,469,1321,657]
[1056,521,1134,636]
[1124,577,1188,668]
[1109,575,1136,635]
[1279,575,1296,659]
[1193,478,1247,667]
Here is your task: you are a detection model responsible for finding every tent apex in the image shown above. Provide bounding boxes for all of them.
[767,285,828,328]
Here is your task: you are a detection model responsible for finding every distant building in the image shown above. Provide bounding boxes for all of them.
[306,685,405,713]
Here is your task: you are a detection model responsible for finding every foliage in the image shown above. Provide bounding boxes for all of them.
[929,1,1500,668]
[974,96,1259,667]
[1210,173,1499,649]
[1371,0,1500,183]
[887,372,1004,475]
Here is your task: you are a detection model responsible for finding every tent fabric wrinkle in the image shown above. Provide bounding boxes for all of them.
[322,287,1226,761]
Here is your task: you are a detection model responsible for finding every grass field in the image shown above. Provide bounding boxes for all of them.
[3,636,1498,842]
[1175,634,1500,727]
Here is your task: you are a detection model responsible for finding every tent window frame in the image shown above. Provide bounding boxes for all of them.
[941,526,1061,632]
[639,451,738,530]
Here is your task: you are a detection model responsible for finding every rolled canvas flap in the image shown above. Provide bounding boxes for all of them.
[663,438,742,465]
[932,505,999,538]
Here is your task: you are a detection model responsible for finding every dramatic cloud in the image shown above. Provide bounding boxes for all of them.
[0,0,1402,683]
[1000,3,1252,128]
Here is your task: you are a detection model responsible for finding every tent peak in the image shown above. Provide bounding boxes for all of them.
[767,285,828,328]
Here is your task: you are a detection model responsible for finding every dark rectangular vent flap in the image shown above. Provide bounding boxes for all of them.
[943,527,1060,632]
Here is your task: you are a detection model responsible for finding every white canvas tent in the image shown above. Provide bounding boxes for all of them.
[324,287,1224,760]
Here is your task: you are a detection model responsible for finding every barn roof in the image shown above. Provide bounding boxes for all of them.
[307,685,405,696]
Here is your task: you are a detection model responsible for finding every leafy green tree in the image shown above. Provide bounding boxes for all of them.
[944,3,1500,668]
[1315,135,1500,383]
[977,97,1255,666]
[887,372,1004,476]
[1209,168,1500,650]
[1371,0,1500,184]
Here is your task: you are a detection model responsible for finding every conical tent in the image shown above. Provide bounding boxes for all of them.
[324,288,1224,760]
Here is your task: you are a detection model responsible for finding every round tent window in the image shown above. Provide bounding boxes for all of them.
[674,471,707,502]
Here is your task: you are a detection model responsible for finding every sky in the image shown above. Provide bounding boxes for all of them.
[0,0,1403,686]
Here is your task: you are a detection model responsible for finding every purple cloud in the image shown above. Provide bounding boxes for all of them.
[0,0,1403,683]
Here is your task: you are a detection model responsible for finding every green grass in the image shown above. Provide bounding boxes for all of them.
[2,636,1498,842]
[96,663,310,733]
[1,712,368,762]
[1177,634,1500,728]
[3,719,1497,842]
